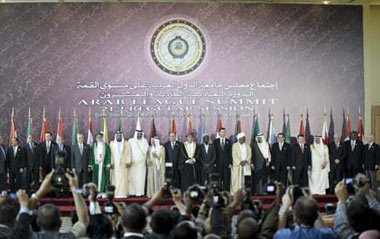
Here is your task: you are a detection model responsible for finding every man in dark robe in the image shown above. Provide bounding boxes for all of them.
[291,134,311,187]
[251,133,271,195]
[178,133,199,192]
[213,127,233,191]
[199,134,216,185]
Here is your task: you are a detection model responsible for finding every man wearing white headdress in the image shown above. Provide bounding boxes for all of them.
[251,133,271,195]
[109,131,131,197]
[128,129,149,196]
[309,136,330,195]
[147,136,166,198]
[231,132,252,194]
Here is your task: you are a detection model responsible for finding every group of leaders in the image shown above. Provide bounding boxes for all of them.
[0,127,379,197]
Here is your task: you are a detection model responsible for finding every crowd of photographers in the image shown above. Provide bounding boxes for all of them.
[0,168,379,239]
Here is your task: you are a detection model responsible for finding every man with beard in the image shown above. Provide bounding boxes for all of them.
[251,133,271,195]
[179,133,199,192]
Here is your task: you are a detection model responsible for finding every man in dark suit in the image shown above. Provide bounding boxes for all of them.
[199,134,216,185]
[363,134,380,191]
[328,134,346,193]
[271,133,291,186]
[71,133,90,187]
[24,134,42,193]
[40,131,57,178]
[6,137,26,192]
[213,127,233,191]
[51,136,71,171]
[0,137,7,191]
[291,134,311,187]
[163,132,182,188]
[344,131,364,178]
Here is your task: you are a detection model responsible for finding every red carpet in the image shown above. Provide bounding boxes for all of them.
[40,194,338,216]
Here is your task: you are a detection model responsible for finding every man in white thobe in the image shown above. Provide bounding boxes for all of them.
[147,137,165,198]
[309,136,330,195]
[110,131,131,197]
[231,133,252,194]
[128,130,149,197]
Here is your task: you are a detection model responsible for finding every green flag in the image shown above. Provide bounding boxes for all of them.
[27,108,32,138]
[285,114,291,143]
[72,110,78,145]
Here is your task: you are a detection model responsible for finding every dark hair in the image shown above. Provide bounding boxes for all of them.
[45,131,52,136]
[236,218,259,239]
[348,201,380,233]
[172,221,198,239]
[37,204,62,231]
[122,203,146,233]
[150,209,175,235]
[219,127,226,132]
[0,204,18,228]
[294,197,318,227]
[277,133,285,137]
[297,134,305,138]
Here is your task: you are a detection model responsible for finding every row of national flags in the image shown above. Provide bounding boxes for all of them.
[3,107,364,147]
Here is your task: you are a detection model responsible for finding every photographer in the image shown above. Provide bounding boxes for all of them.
[275,186,336,239]
[334,174,380,239]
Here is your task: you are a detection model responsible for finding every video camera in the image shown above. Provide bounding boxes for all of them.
[51,151,70,192]
[162,162,174,199]
[104,185,116,214]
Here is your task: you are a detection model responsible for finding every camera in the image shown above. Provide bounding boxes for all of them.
[345,178,369,187]
[288,185,303,205]
[104,185,116,214]
[51,151,69,191]
[162,162,174,199]
[266,181,276,195]
[188,184,204,201]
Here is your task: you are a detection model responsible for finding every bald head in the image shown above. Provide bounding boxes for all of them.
[237,218,259,239]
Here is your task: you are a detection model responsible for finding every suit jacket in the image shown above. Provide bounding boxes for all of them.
[6,146,26,173]
[344,140,363,170]
[271,142,291,168]
[163,140,181,169]
[40,140,58,172]
[212,138,232,172]
[363,143,380,170]
[199,143,216,172]
[71,143,90,173]
[328,142,346,170]
[0,144,7,174]
[51,144,71,169]
[291,144,311,169]
[24,141,42,171]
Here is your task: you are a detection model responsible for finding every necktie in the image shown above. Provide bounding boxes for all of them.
[221,139,225,150]
[30,143,34,153]
[205,144,208,154]
[13,147,17,157]
[351,141,355,151]
[60,144,63,151]
[280,143,283,151]
[80,144,83,155]
[336,143,339,149]
[369,144,372,151]
[172,142,175,150]
[301,144,304,153]
[47,142,50,154]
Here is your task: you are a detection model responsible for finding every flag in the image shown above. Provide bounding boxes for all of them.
[328,108,335,144]
[170,113,176,133]
[267,113,277,145]
[40,107,47,142]
[285,114,291,144]
[186,113,193,134]
[199,112,206,144]
[282,109,286,135]
[71,109,78,146]
[118,109,124,133]
[250,112,256,144]
[252,113,260,142]
[101,110,109,144]
[87,108,94,147]
[322,112,329,145]
[9,108,16,147]
[305,109,312,144]
[340,109,347,142]
[234,112,242,142]
[358,108,364,142]
[56,108,63,142]
[345,111,351,140]
[27,107,33,139]
[149,113,157,144]
[216,113,222,139]
[299,113,305,136]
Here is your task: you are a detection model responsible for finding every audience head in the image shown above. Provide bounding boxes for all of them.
[0,204,18,229]
[347,201,380,233]
[37,204,62,231]
[150,208,175,235]
[122,203,146,233]
[236,217,259,239]
[293,197,319,227]
[172,220,199,239]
